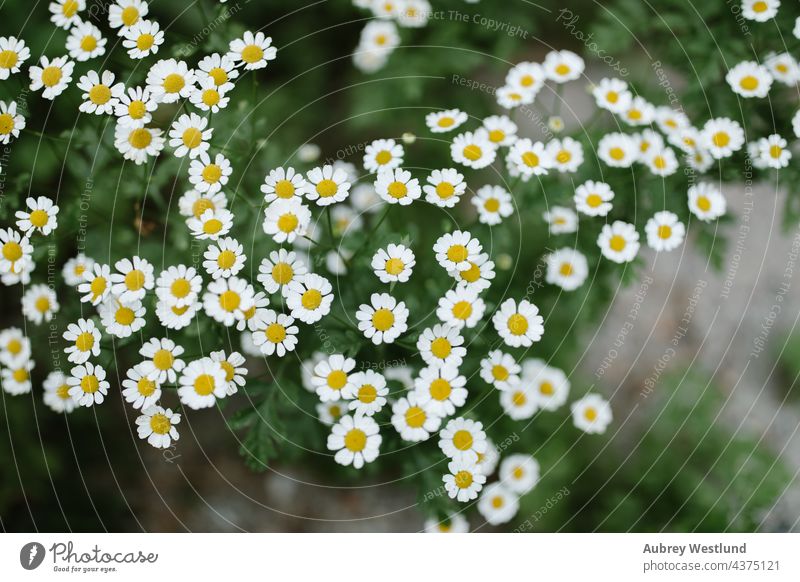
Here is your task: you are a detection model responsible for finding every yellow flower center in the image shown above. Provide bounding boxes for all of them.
[491,496,505,509]
[41,66,63,88]
[2,241,22,262]
[658,225,672,239]
[559,262,574,276]
[739,76,759,91]
[136,34,154,51]
[463,144,482,161]
[80,35,97,52]
[35,296,50,313]
[301,289,322,310]
[435,182,455,199]
[202,89,220,106]
[0,113,15,135]
[81,375,100,393]
[512,391,527,406]
[149,413,171,435]
[437,116,454,128]
[217,250,237,270]
[374,150,392,165]
[137,377,156,396]
[194,374,215,396]
[507,313,528,335]
[277,213,298,233]
[128,100,146,119]
[492,365,509,381]
[75,332,94,352]
[447,244,468,263]
[452,300,472,320]
[454,470,473,489]
[430,337,451,359]
[770,145,782,159]
[163,73,185,94]
[452,429,473,451]
[125,269,146,291]
[316,179,338,198]
[384,258,404,275]
[459,262,481,283]
[712,131,730,147]
[266,323,286,343]
[128,128,152,149]
[29,209,49,228]
[357,384,377,403]
[405,406,426,428]
[219,290,240,312]
[62,0,79,17]
[153,349,174,371]
[220,361,235,382]
[327,370,347,390]
[344,428,367,452]
[609,234,627,252]
[121,6,140,26]
[115,306,135,325]
[208,67,228,86]
[606,90,618,103]
[521,151,539,167]
[90,276,107,299]
[696,196,711,212]
[7,339,22,355]
[0,50,19,69]
[241,44,264,64]
[13,368,29,383]
[488,129,505,143]
[387,181,407,199]
[429,378,452,401]
[203,218,223,235]
[271,262,293,285]
[371,308,395,331]
[609,147,625,160]
[182,127,203,149]
[586,193,603,208]
[274,179,295,198]
[555,63,570,76]
[539,381,554,395]
[56,384,71,399]
[483,198,500,213]
[584,407,598,421]
[171,278,191,298]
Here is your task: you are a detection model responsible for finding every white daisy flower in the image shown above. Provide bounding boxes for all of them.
[122,363,161,410]
[571,393,613,434]
[655,107,691,136]
[546,248,589,291]
[330,204,363,238]
[476,439,500,476]
[29,55,74,100]
[110,256,154,303]
[178,357,228,410]
[450,252,495,293]
[505,61,545,96]
[621,96,655,126]
[146,58,196,103]
[451,130,497,169]
[114,86,158,129]
[77,70,123,115]
[686,148,715,173]
[2,360,34,395]
[543,206,578,234]
[472,185,513,225]
[480,350,520,391]
[644,146,679,177]
[168,112,211,159]
[186,153,231,194]
[355,292,409,345]
[414,364,467,416]
[507,138,550,177]
[0,37,30,80]
[397,0,430,27]
[436,286,485,330]
[496,85,534,109]
[726,60,772,98]
[493,298,544,348]
[444,460,487,502]
[574,180,614,217]
[426,109,467,133]
[592,77,632,114]
[49,0,85,29]
[547,137,584,173]
[741,0,779,22]
[481,114,518,147]
[757,133,792,168]
[257,249,307,296]
[238,290,269,332]
[155,299,200,330]
[417,324,466,369]
[371,243,415,283]
[67,362,109,407]
[285,273,334,324]
[523,359,570,411]
[122,19,164,60]
[137,406,180,449]
[312,354,356,402]
[765,52,800,85]
[43,371,76,413]
[203,237,246,279]
[598,221,640,264]
[188,207,234,241]
[63,318,101,364]
[109,0,148,32]
[327,414,382,469]
[21,284,59,324]
[0,328,30,367]
[203,276,255,327]
[352,47,389,73]
[15,196,59,236]
[155,264,202,308]
[261,167,308,203]
[363,138,404,173]
[439,417,488,463]
[196,52,239,89]
[114,123,165,165]
[78,262,111,306]
[700,117,745,159]
[424,513,469,534]
[350,182,384,213]
[391,393,442,442]
[645,211,686,251]
[210,350,247,395]
[316,401,347,426]
[477,483,519,525]
[179,190,228,219]
[305,164,351,206]
[139,338,185,384]
[99,297,146,338]
[0,100,25,144]
[65,22,105,62]
[597,132,638,167]
[434,230,482,273]
[668,127,701,154]
[359,20,400,54]
[374,167,421,206]
[249,309,299,357]
[190,76,230,112]
[543,49,584,82]
[227,31,277,70]
[342,370,388,416]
